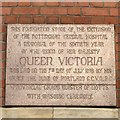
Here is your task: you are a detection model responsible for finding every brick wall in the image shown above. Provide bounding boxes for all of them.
[0,2,120,107]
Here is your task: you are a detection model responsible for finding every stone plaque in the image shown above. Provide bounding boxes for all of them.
[5,24,116,106]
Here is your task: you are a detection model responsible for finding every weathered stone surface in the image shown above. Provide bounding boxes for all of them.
[119,109,120,120]
[6,24,115,84]
[1,107,119,119]
[5,24,116,106]
[5,84,116,106]
[0,107,2,119]
[54,108,118,118]
[2,107,53,118]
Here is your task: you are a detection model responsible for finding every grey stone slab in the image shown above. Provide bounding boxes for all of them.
[5,84,116,106]
[5,24,116,106]
[6,24,115,85]
[54,108,118,118]
[2,107,53,118]
[0,107,119,119]
[118,108,120,120]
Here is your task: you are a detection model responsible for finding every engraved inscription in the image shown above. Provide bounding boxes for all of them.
[6,24,116,106]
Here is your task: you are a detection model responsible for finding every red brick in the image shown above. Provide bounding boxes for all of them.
[110,8,118,16]
[2,98,5,106]
[2,25,7,33]
[118,52,120,61]
[2,2,17,7]
[0,51,2,60]
[118,27,120,34]
[0,34,2,41]
[12,8,39,14]
[117,80,120,89]
[0,2,2,6]
[0,61,5,69]
[0,25,6,33]
[0,89,2,97]
[91,16,104,24]
[82,8,109,16]
[3,61,5,69]
[18,16,33,24]
[74,2,89,6]
[61,16,74,24]
[68,8,80,15]
[117,91,120,100]
[33,16,45,24]
[116,70,120,79]
[2,8,11,15]
[17,0,30,2]
[2,45,5,51]
[104,2,118,7]
[116,62,120,70]
[0,98,2,106]
[0,34,3,41]
[74,16,91,24]
[117,26,120,33]
[18,2,31,6]
[54,7,67,15]
[2,33,7,41]
[0,16,3,24]
[0,34,3,42]
[116,44,120,52]
[104,17,118,24]
[46,16,59,24]
[0,52,5,60]
[0,43,6,51]
[0,61,5,70]
[2,80,5,88]
[115,25,120,34]
[41,8,55,14]
[115,34,119,43]
[4,16,17,24]
[0,90,2,98]
[0,69,3,81]
[0,26,2,33]
[31,2,45,7]
[0,80,2,88]
[1,69,5,80]
[0,52,2,60]
[2,16,4,24]
[117,99,120,107]
[90,2,103,7]
[119,1,120,7]
[116,52,118,61]
[46,2,59,6]
[115,62,118,69]
[41,7,67,15]
[119,18,120,24]
[118,62,120,70]
[0,7,2,15]
[2,88,4,97]
[2,52,5,60]
[118,34,120,43]
[60,2,74,6]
